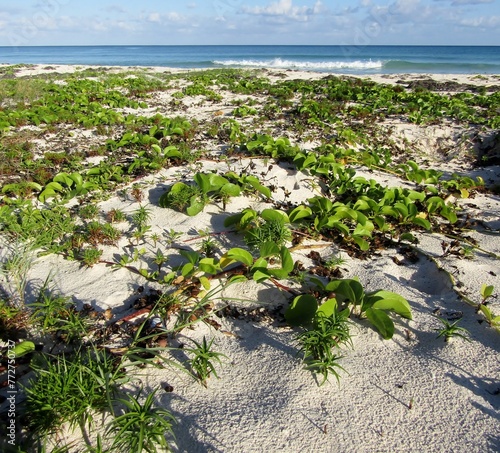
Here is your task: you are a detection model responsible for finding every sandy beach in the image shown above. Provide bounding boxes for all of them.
[0,64,499,452]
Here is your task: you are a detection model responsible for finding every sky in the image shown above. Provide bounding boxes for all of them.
[0,0,499,47]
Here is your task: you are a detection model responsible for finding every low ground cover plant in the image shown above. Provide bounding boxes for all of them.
[0,67,499,451]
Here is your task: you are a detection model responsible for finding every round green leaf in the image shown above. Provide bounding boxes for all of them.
[285,294,318,326]
[220,183,241,197]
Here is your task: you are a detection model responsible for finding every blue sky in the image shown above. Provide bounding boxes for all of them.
[0,0,499,46]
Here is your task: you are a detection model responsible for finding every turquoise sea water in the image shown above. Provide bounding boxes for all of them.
[0,45,499,74]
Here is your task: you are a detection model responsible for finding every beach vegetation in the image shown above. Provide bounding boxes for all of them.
[1,66,499,450]
[159,171,271,215]
[477,285,500,332]
[296,309,351,385]
[185,336,227,386]
[286,278,411,340]
[23,348,124,437]
[81,247,103,267]
[107,389,175,453]
[434,316,471,343]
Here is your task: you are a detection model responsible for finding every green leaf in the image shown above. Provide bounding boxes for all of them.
[198,258,219,275]
[224,248,254,267]
[208,173,230,191]
[13,341,35,358]
[316,297,338,318]
[288,205,312,223]
[180,250,200,264]
[368,290,412,319]
[481,284,494,299]
[53,172,74,188]
[426,196,445,214]
[219,183,241,197]
[194,173,212,193]
[223,212,245,228]
[352,236,370,251]
[329,220,350,236]
[412,217,431,230]
[45,181,64,192]
[70,172,84,186]
[440,206,457,224]
[186,196,206,216]
[164,146,181,158]
[269,246,294,279]
[38,188,58,202]
[479,304,493,321]
[261,209,289,224]
[200,276,212,290]
[253,269,270,283]
[459,188,470,199]
[245,178,271,199]
[353,199,371,211]
[365,308,395,339]
[285,294,318,326]
[399,232,416,243]
[326,279,364,306]
[259,241,280,258]
[181,262,194,277]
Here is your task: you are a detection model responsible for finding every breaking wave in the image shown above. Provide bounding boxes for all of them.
[212,57,384,71]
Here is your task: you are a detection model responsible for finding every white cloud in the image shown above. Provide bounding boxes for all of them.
[148,12,161,23]
[166,12,183,22]
[460,15,500,27]
[242,0,322,21]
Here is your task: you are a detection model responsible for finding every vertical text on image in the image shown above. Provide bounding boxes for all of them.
[5,339,17,447]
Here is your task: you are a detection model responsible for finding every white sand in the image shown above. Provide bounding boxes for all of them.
[1,64,499,452]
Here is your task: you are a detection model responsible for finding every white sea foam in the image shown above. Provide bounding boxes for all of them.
[212,57,383,71]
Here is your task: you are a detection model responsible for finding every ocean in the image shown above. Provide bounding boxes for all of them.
[0,45,499,75]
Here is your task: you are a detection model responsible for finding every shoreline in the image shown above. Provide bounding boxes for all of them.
[0,64,499,452]
[2,62,500,82]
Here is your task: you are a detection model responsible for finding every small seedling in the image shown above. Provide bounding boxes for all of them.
[477,284,499,331]
[81,247,103,267]
[108,389,176,453]
[479,284,495,307]
[185,336,227,386]
[131,204,152,228]
[106,207,126,223]
[150,232,161,247]
[131,224,151,245]
[164,228,183,246]
[434,316,471,343]
[153,249,168,272]
[199,235,218,257]
[78,204,99,220]
[324,254,347,270]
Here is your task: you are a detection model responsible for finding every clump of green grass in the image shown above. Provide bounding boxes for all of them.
[434,316,471,343]
[185,336,227,387]
[107,389,176,453]
[297,310,352,385]
[23,348,125,436]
